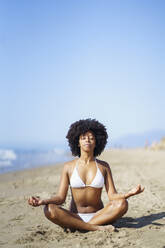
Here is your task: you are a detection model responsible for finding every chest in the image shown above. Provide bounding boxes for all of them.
[77,165,97,185]
[70,163,105,188]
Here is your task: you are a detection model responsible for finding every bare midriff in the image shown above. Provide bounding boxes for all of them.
[71,187,104,213]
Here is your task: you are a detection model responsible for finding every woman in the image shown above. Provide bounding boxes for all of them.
[28,119,144,231]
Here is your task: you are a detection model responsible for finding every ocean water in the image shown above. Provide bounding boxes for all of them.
[0,147,72,174]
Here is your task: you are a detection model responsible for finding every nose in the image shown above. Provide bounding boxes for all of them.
[86,136,90,142]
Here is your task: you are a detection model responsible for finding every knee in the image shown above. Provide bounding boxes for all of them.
[116,198,128,214]
[44,204,58,220]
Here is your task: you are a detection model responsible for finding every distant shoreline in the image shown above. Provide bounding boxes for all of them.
[0,148,72,174]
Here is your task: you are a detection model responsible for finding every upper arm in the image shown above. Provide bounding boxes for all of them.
[56,163,70,201]
[105,163,117,198]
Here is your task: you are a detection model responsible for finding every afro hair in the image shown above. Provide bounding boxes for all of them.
[66,119,108,157]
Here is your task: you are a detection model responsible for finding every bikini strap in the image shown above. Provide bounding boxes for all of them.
[95,159,98,168]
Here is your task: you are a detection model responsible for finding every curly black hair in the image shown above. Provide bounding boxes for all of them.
[66,119,108,157]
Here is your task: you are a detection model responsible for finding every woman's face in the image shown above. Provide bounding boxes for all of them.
[79,131,96,153]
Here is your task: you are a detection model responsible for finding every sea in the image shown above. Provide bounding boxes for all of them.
[0,146,72,174]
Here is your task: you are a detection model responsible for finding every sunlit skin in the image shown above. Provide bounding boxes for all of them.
[28,131,144,232]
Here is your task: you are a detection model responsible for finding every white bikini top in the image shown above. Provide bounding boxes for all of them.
[70,160,104,188]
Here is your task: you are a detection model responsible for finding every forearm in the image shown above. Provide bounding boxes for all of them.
[42,195,65,205]
[109,192,131,200]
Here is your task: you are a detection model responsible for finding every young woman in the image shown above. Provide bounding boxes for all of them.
[28,119,144,231]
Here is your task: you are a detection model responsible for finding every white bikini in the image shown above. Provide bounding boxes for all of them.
[70,160,104,222]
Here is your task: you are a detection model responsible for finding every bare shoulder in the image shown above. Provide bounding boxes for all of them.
[63,159,77,174]
[96,159,110,169]
[96,159,111,175]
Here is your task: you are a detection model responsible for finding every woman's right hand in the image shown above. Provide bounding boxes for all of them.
[28,196,44,207]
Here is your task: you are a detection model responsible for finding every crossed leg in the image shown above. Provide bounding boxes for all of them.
[89,198,128,225]
[44,198,128,232]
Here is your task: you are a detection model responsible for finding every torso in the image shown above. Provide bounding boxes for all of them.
[67,159,107,213]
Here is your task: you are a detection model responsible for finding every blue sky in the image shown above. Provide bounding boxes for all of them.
[0,0,165,148]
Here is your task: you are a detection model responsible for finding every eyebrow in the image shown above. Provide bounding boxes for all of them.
[82,134,94,137]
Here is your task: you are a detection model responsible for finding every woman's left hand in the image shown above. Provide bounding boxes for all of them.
[128,184,145,197]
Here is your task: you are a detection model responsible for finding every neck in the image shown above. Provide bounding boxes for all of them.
[79,151,95,164]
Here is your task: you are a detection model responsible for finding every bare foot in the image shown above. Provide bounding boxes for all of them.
[98,224,115,232]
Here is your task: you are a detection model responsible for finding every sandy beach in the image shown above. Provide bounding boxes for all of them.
[0,149,165,248]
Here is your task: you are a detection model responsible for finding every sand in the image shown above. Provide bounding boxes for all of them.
[0,149,165,248]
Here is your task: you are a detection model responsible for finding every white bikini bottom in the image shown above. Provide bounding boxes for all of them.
[78,212,95,223]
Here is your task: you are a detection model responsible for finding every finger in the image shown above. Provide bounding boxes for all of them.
[138,185,143,191]
[138,185,144,191]
[33,197,39,202]
[28,197,33,205]
[32,199,36,205]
